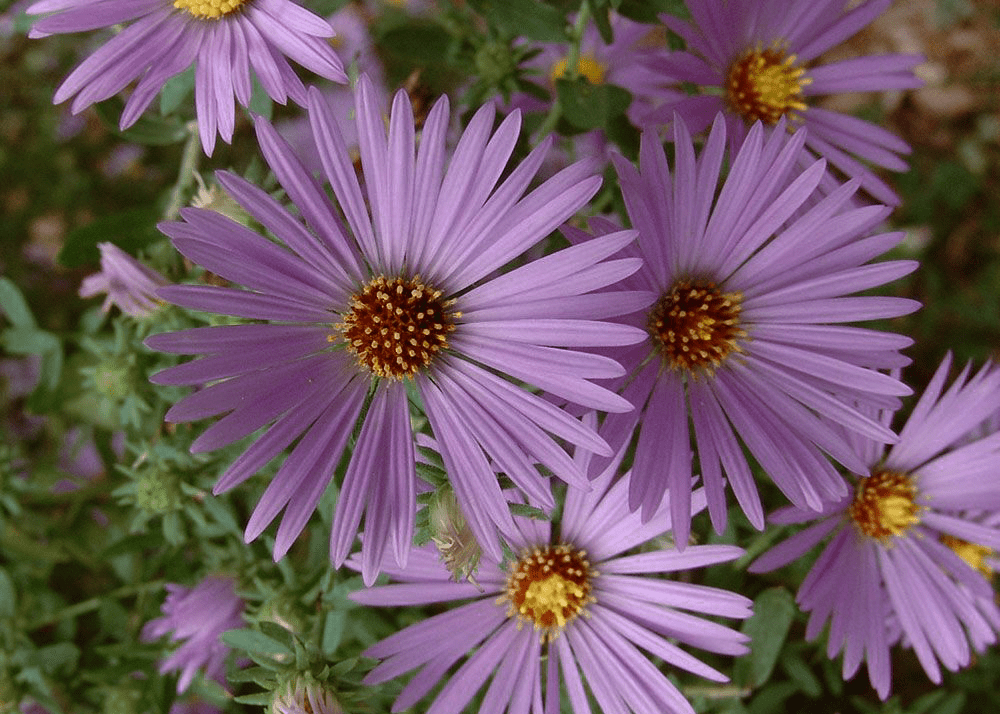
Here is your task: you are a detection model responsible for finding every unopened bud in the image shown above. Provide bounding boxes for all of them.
[428,487,481,584]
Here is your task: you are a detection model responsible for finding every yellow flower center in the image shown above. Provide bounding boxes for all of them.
[501,544,596,640]
[550,54,606,85]
[848,470,921,539]
[173,0,249,19]
[941,535,994,579]
[334,275,457,380]
[648,279,745,374]
[726,45,812,125]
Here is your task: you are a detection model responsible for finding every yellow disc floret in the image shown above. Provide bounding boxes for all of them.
[848,469,921,540]
[648,279,745,375]
[174,0,249,20]
[726,45,812,125]
[500,544,596,640]
[550,54,606,85]
[941,534,994,579]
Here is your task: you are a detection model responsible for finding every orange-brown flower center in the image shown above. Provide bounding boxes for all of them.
[648,280,744,374]
[848,469,921,539]
[335,274,456,380]
[174,0,249,19]
[501,544,596,639]
[726,46,811,125]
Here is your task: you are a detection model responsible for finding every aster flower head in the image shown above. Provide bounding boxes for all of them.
[141,576,245,693]
[350,437,752,714]
[78,242,168,317]
[145,75,649,585]
[750,353,1000,699]
[642,0,923,204]
[26,0,347,154]
[605,114,919,547]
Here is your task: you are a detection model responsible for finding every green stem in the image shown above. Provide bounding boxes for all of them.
[536,1,593,139]
[163,122,202,221]
[26,580,166,631]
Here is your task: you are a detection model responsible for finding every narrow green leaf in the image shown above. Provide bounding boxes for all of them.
[0,567,16,618]
[0,277,36,328]
[58,210,162,268]
[467,0,566,42]
[220,628,293,658]
[734,587,796,688]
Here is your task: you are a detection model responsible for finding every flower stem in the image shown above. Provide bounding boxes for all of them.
[163,122,201,221]
[536,2,593,139]
[26,580,166,631]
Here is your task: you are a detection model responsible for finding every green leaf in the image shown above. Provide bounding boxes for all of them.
[780,650,821,697]
[233,692,275,706]
[508,503,550,520]
[0,567,16,618]
[160,68,195,116]
[734,587,796,688]
[322,609,347,656]
[378,21,453,65]
[58,209,163,268]
[0,328,59,355]
[467,0,566,42]
[555,78,632,130]
[248,77,273,121]
[0,277,36,328]
[94,99,190,145]
[220,628,293,658]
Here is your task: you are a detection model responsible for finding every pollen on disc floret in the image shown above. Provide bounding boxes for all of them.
[173,0,249,19]
[499,544,597,641]
[648,278,746,375]
[848,469,922,540]
[726,44,812,125]
[333,274,458,380]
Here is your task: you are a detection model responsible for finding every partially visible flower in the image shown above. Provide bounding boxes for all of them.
[750,354,1000,699]
[272,678,343,714]
[602,114,918,546]
[641,0,923,204]
[26,0,347,154]
[79,242,168,318]
[146,76,648,585]
[141,576,245,693]
[350,433,751,714]
[277,2,390,171]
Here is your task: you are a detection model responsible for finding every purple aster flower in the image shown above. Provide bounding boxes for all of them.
[641,0,923,204]
[26,0,347,155]
[750,353,1000,699]
[603,114,919,547]
[79,242,168,318]
[350,435,752,714]
[145,75,649,584]
[141,576,245,694]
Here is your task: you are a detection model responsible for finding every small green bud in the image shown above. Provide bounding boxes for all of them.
[474,41,516,86]
[93,362,134,400]
[135,470,180,514]
[272,676,343,714]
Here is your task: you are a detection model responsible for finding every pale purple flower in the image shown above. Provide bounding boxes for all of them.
[642,0,923,204]
[79,242,168,317]
[26,0,347,154]
[145,75,648,584]
[351,435,751,714]
[603,114,919,546]
[750,353,1000,698]
[141,576,245,694]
